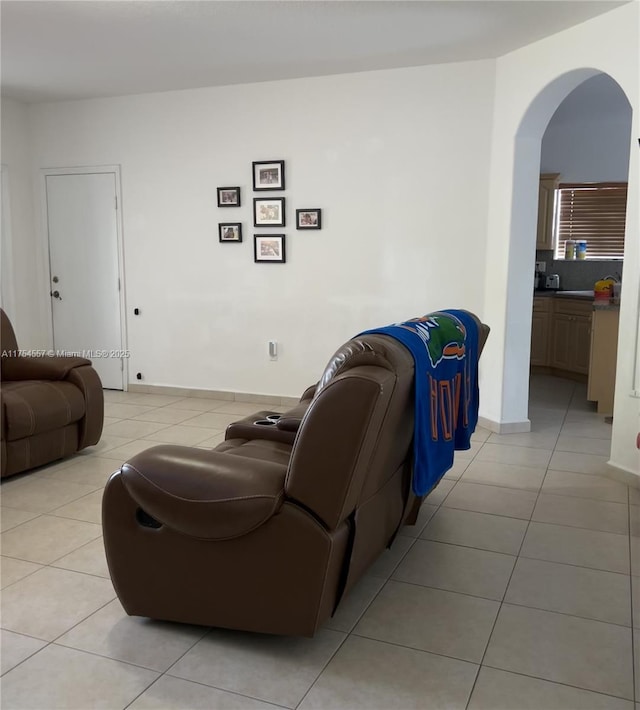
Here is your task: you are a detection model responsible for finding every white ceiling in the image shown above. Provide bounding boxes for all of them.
[1,0,629,104]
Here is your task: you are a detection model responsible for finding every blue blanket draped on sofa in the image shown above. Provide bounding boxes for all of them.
[361,309,480,496]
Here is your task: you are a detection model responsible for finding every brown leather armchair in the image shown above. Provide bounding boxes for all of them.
[1,309,104,477]
[103,312,489,636]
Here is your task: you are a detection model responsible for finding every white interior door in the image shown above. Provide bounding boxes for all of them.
[1,165,16,315]
[46,171,124,390]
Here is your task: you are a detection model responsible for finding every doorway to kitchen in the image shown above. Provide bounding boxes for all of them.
[529,75,631,442]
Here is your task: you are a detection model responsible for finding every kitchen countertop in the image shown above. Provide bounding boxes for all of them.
[554,290,595,300]
[534,290,619,309]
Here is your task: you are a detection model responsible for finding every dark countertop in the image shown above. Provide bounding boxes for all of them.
[554,290,595,300]
[534,289,592,299]
[534,290,619,309]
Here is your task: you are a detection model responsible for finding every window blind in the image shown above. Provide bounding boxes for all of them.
[555,182,627,259]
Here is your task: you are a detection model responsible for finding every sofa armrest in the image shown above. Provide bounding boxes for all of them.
[300,383,317,403]
[1,355,92,381]
[67,365,104,448]
[276,401,310,433]
[117,444,287,540]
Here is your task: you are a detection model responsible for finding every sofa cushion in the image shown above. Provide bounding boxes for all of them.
[216,438,293,467]
[2,380,85,441]
[3,425,79,478]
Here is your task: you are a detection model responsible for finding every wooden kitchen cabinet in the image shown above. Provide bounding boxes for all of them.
[531,297,551,366]
[549,299,592,376]
[536,173,560,250]
[573,316,592,374]
[588,307,620,414]
[550,313,572,370]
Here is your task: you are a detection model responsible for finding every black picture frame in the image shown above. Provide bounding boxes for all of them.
[218,223,242,243]
[217,186,241,207]
[254,234,286,263]
[254,197,286,227]
[252,160,285,191]
[296,208,322,230]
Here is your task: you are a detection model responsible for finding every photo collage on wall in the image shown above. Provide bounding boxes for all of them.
[217,160,322,263]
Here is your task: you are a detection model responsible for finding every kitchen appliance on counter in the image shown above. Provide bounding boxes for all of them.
[545,274,560,290]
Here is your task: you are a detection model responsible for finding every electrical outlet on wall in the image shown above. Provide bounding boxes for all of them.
[536,261,546,273]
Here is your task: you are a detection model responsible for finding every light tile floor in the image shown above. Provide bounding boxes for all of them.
[1,375,638,709]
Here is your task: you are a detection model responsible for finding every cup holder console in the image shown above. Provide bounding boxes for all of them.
[253,415,282,426]
[226,411,294,443]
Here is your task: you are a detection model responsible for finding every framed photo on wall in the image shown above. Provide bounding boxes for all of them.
[252,160,285,191]
[254,197,285,227]
[218,223,242,242]
[296,209,321,230]
[254,234,286,263]
[217,186,241,207]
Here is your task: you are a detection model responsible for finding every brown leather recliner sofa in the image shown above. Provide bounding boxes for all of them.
[103,312,489,636]
[1,309,104,478]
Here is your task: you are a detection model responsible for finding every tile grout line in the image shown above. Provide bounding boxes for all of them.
[1,529,105,575]
[116,627,216,710]
[131,625,219,710]
[387,574,635,630]
[463,381,576,709]
[0,639,54,679]
[291,635,350,709]
[295,499,439,708]
[121,675,171,710]
[0,591,117,679]
[479,662,636,704]
[134,671,291,710]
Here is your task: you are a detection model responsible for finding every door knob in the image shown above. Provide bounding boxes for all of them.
[51,290,62,300]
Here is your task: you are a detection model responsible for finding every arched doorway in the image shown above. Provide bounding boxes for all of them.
[500,69,633,443]
[532,76,631,417]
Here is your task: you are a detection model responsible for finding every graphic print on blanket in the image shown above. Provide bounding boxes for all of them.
[397,313,467,369]
[360,309,479,496]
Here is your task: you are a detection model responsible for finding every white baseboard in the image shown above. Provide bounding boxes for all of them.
[127,383,233,400]
[126,382,300,407]
[478,416,531,434]
[606,461,640,489]
[126,385,534,433]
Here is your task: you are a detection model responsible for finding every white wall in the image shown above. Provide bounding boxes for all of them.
[541,116,632,182]
[28,61,496,397]
[541,75,632,182]
[17,6,640,473]
[0,98,48,347]
[484,3,639,473]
